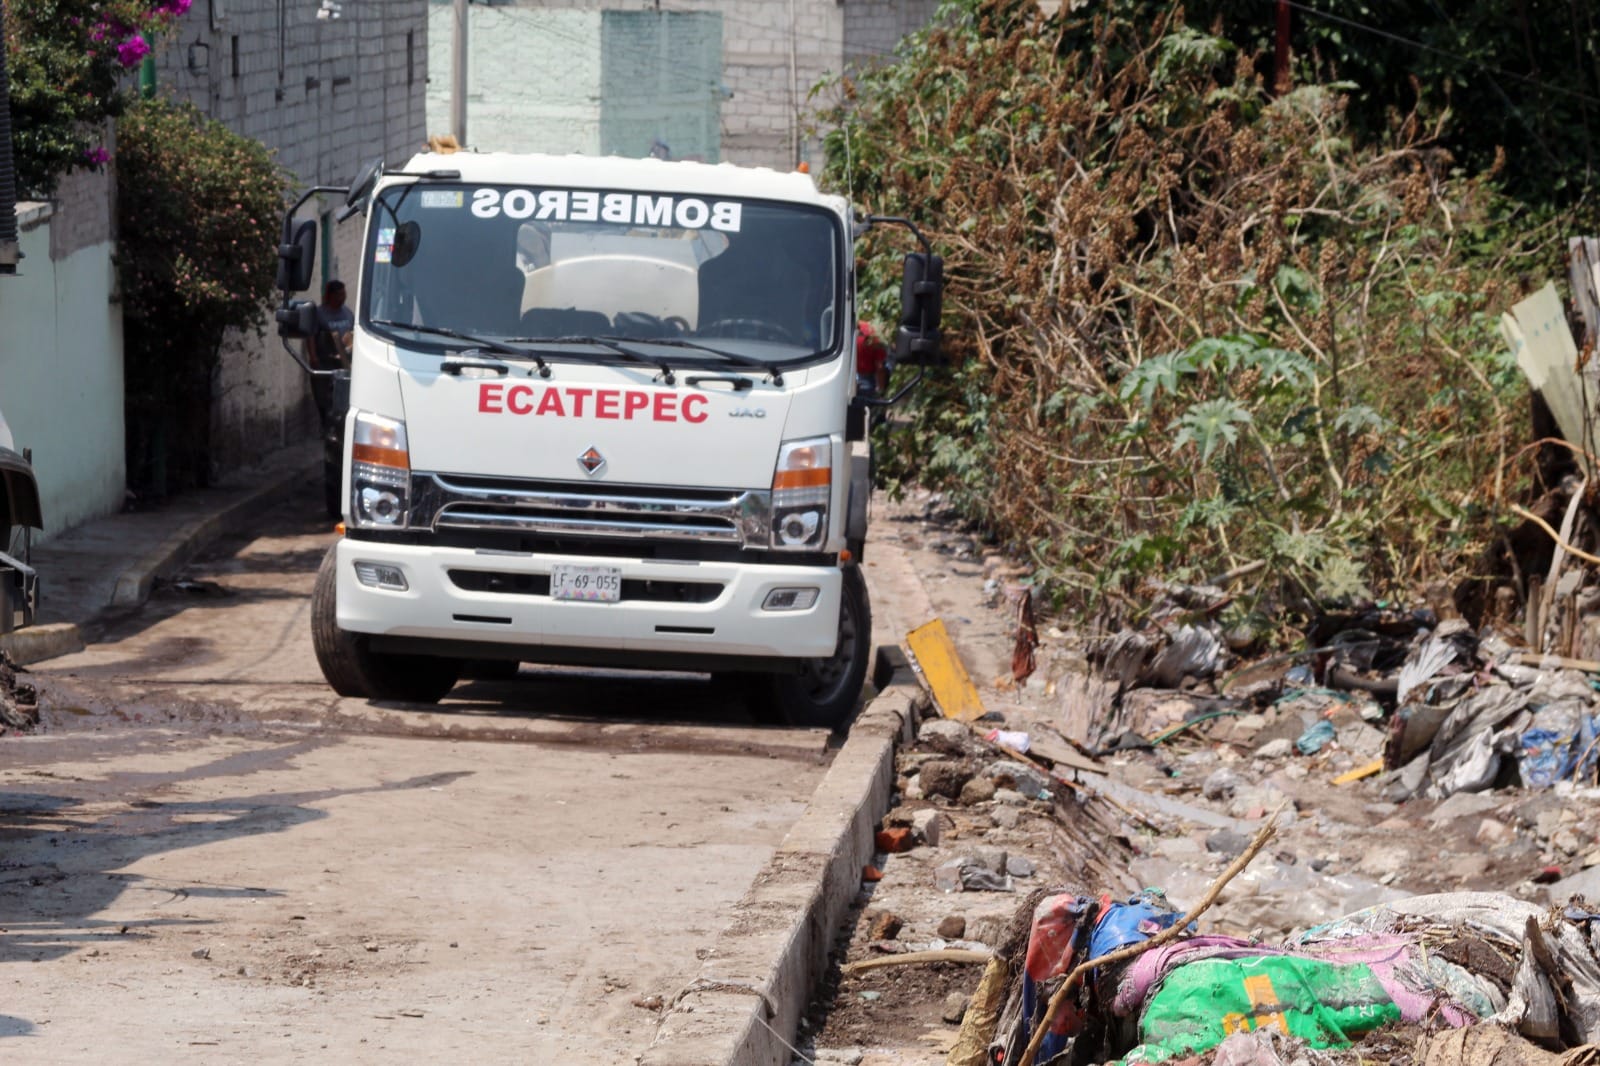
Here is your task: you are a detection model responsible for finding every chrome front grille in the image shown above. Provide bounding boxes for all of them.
[411,473,771,546]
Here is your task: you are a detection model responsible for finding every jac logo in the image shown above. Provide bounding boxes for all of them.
[729,408,767,419]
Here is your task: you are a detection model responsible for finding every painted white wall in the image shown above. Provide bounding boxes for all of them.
[0,205,126,538]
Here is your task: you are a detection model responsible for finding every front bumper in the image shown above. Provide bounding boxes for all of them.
[334,538,843,660]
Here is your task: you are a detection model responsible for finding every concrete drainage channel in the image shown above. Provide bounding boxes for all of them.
[641,654,918,1066]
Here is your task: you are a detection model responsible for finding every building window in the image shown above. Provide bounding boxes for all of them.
[407,30,415,85]
[231,35,240,79]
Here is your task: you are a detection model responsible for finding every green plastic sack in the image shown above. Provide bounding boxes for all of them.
[1121,956,1403,1064]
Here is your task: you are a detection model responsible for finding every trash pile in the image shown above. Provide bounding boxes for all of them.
[0,650,38,735]
[1082,606,1600,801]
[967,889,1600,1066]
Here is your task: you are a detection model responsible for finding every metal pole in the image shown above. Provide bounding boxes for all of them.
[1274,0,1290,94]
[451,0,468,145]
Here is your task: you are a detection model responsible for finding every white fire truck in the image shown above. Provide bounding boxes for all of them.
[274,151,942,727]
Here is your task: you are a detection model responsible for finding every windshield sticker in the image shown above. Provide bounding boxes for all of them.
[469,188,742,233]
[374,226,395,264]
[420,189,465,209]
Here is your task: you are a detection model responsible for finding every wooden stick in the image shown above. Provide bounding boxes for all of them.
[842,948,992,975]
[1516,652,1600,673]
[1513,504,1600,568]
[1016,805,1282,1066]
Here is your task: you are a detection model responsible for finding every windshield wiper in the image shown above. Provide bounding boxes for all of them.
[503,335,680,386]
[621,338,786,385]
[370,319,551,377]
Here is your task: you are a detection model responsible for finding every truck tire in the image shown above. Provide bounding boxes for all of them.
[311,546,461,703]
[763,567,871,730]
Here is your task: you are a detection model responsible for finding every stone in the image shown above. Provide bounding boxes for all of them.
[866,910,903,941]
[814,1050,864,1065]
[937,915,967,939]
[994,788,1027,805]
[1475,818,1514,848]
[912,809,946,847]
[970,847,1008,874]
[1426,791,1502,826]
[1203,768,1243,801]
[919,719,981,757]
[919,760,971,800]
[1205,829,1251,856]
[941,991,969,1024]
[960,776,998,806]
[1254,738,1294,759]
[983,760,1050,799]
[990,806,1021,829]
[875,827,915,853]
[1006,855,1035,878]
[966,915,1008,947]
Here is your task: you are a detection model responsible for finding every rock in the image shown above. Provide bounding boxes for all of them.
[942,991,969,1024]
[1254,738,1294,759]
[970,846,1008,874]
[960,776,997,806]
[919,719,981,757]
[912,809,946,847]
[1203,767,1243,801]
[1475,818,1514,848]
[813,1050,864,1065]
[866,910,903,941]
[937,915,967,940]
[994,788,1027,805]
[875,827,915,853]
[991,806,1022,829]
[966,915,1008,947]
[903,780,925,800]
[1006,855,1035,878]
[983,760,1050,799]
[1426,791,1502,826]
[191,947,210,960]
[1205,829,1251,856]
[1552,828,1581,855]
[920,760,971,800]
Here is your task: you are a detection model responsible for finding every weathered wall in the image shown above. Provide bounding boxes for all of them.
[425,5,604,155]
[421,0,933,173]
[149,0,429,476]
[0,168,126,538]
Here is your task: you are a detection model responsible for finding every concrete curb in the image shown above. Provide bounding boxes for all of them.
[641,660,920,1066]
[108,459,320,609]
[0,622,86,667]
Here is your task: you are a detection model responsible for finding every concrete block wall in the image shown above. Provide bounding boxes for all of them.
[148,0,429,477]
[421,0,935,173]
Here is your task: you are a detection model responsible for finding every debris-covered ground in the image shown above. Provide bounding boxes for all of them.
[799,490,1600,1066]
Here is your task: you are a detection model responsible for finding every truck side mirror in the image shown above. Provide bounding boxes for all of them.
[275,218,318,294]
[894,252,945,366]
[275,299,317,340]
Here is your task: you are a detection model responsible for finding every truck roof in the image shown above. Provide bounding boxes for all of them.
[394,151,847,213]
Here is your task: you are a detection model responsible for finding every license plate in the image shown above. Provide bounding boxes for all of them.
[550,564,622,603]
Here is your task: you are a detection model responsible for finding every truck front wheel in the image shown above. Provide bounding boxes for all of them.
[762,567,871,730]
[311,547,461,703]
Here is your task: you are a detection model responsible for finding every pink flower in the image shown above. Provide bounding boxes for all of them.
[117,36,151,67]
[155,0,192,13]
[84,147,112,166]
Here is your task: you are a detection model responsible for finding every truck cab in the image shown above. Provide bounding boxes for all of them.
[276,152,941,727]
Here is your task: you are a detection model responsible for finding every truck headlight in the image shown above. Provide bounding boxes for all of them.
[350,410,410,529]
[771,437,830,549]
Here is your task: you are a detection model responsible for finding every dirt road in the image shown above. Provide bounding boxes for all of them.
[1,487,835,1063]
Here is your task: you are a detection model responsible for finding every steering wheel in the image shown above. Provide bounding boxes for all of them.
[698,318,802,344]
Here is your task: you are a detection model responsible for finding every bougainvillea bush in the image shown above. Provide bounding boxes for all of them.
[4,0,189,196]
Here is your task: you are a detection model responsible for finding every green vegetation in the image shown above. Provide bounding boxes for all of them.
[117,97,287,496]
[825,0,1558,634]
[4,0,187,197]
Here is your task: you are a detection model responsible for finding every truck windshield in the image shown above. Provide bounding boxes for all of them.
[362,183,842,364]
